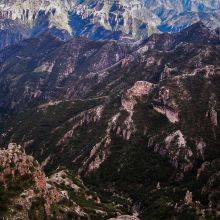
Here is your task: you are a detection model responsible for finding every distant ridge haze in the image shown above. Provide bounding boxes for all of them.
[0,0,219,46]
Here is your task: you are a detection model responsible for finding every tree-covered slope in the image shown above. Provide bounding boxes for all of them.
[0,23,219,219]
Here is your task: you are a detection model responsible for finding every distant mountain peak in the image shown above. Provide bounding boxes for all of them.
[0,0,219,49]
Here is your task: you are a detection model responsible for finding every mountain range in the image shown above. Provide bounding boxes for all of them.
[0,21,219,219]
[0,0,220,49]
[0,0,220,219]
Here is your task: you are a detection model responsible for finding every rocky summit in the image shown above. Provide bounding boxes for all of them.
[0,143,128,219]
[0,1,220,220]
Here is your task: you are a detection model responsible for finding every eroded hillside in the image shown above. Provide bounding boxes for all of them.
[0,23,219,219]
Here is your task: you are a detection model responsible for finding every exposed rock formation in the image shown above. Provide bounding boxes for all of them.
[0,0,220,48]
[0,143,121,219]
[185,190,193,205]
[0,23,219,219]
[153,87,179,123]
[122,81,155,112]
[0,143,68,218]
[109,215,140,220]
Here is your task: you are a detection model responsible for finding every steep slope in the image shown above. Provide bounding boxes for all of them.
[0,33,130,112]
[0,143,129,219]
[0,19,30,50]
[69,0,220,39]
[0,22,219,113]
[0,24,219,219]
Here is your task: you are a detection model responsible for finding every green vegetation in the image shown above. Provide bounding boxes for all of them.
[0,174,34,216]
[58,182,118,219]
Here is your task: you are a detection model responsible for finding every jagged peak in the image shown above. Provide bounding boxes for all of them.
[0,0,219,49]
[180,21,210,35]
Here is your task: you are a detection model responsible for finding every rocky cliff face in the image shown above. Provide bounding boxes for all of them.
[0,23,220,219]
[0,19,30,49]
[0,143,66,219]
[0,0,220,48]
[0,143,126,219]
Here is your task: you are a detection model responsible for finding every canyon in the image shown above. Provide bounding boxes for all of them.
[0,0,220,49]
[0,1,219,219]
[0,21,219,219]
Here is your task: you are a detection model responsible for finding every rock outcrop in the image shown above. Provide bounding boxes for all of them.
[0,143,67,218]
[0,143,121,219]
[122,81,155,112]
